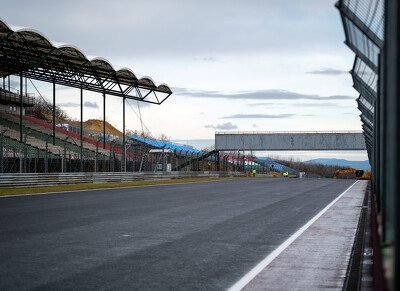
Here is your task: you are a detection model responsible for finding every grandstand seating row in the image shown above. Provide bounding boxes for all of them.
[0,112,113,156]
[0,117,94,158]
[0,123,66,155]
[23,114,129,156]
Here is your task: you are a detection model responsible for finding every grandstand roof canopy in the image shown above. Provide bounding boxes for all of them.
[128,135,203,155]
[0,18,172,104]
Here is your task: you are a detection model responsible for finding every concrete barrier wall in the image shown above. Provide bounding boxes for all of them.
[0,171,246,188]
[215,132,367,151]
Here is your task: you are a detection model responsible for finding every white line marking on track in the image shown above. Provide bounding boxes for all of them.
[228,180,359,291]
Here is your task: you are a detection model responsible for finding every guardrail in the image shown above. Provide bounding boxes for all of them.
[0,171,246,188]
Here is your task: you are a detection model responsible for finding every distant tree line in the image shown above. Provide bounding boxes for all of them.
[275,158,343,178]
[33,97,71,121]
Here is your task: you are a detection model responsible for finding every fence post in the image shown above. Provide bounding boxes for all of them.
[224,155,227,172]
[80,137,85,172]
[185,152,189,171]
[139,150,146,172]
[189,152,194,171]
[63,135,70,173]
[216,151,220,171]
[96,137,100,173]
[122,142,126,173]
[45,135,51,173]
[23,131,31,173]
[34,148,38,173]
[132,145,135,172]
[0,128,8,173]
[109,141,115,172]
[178,150,183,171]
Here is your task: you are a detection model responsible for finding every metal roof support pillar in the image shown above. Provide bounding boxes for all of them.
[52,80,56,145]
[122,97,126,172]
[80,86,83,172]
[385,0,400,288]
[19,72,23,142]
[103,92,106,149]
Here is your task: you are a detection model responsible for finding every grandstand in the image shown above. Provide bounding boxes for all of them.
[0,17,176,174]
[0,17,279,176]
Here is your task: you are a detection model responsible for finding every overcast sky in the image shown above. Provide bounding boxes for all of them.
[1,0,367,161]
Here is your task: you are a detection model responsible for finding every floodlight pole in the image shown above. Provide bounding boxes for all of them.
[19,72,23,142]
[80,86,83,172]
[103,92,106,149]
[52,80,56,145]
[123,97,126,145]
[122,97,126,172]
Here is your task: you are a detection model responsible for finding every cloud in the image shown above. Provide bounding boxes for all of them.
[2,0,343,59]
[84,101,99,108]
[247,102,350,108]
[173,87,354,101]
[58,102,79,107]
[56,101,99,108]
[307,68,348,75]
[205,122,238,130]
[193,57,222,62]
[221,114,295,119]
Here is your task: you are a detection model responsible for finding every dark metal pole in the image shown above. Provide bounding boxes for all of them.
[103,92,106,149]
[96,137,100,172]
[385,0,400,288]
[132,145,135,172]
[45,135,51,173]
[23,131,30,173]
[123,97,126,172]
[109,141,113,172]
[80,86,83,172]
[20,73,23,142]
[63,135,70,173]
[0,128,8,173]
[52,80,56,145]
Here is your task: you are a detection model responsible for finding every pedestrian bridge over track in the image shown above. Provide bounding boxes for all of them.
[215,131,366,151]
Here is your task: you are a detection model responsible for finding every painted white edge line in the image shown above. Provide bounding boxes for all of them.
[228,180,359,291]
[0,177,243,198]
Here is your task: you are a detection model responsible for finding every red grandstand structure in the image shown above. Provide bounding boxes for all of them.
[0,17,178,173]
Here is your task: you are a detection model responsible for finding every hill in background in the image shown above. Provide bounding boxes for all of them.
[304,158,371,170]
[69,119,123,137]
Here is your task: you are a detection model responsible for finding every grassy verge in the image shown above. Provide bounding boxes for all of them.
[0,177,250,197]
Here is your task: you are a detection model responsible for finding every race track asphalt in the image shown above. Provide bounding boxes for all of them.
[0,178,355,290]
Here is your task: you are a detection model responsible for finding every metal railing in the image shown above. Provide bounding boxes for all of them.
[0,171,247,188]
[0,88,35,106]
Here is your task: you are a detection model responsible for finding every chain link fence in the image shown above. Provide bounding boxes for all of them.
[0,130,247,174]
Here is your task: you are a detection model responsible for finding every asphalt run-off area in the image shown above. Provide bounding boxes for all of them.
[0,178,355,290]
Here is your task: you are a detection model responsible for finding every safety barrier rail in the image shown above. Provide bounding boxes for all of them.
[0,171,246,188]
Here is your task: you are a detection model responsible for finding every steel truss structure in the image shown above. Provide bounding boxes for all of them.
[0,18,172,104]
[0,17,172,157]
[337,0,383,163]
[338,0,400,289]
